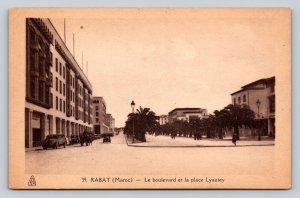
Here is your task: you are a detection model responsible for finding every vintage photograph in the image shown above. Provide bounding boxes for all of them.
[9,8,291,189]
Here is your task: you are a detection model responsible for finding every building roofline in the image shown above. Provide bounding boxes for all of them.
[241,76,275,89]
[47,18,93,91]
[183,111,204,114]
[92,96,106,105]
[231,76,275,95]
[168,108,202,115]
[230,87,265,95]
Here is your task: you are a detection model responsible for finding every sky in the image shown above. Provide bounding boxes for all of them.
[50,9,280,127]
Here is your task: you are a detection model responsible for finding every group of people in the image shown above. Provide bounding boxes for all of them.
[169,132,239,146]
[68,131,94,146]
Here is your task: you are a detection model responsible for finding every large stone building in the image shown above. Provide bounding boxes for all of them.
[168,108,208,123]
[230,76,275,137]
[25,18,93,148]
[92,96,109,134]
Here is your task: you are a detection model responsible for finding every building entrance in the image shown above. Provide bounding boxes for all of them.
[32,128,41,147]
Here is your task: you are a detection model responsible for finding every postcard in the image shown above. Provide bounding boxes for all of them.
[9,7,291,189]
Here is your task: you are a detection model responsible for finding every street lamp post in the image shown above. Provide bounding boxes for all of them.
[256,99,261,118]
[256,99,261,141]
[131,100,135,143]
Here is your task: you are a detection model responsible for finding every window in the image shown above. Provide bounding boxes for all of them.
[59,80,62,94]
[96,112,99,116]
[63,84,65,96]
[269,95,275,113]
[59,62,62,75]
[55,77,58,91]
[243,95,246,102]
[38,81,44,102]
[233,98,236,104]
[96,118,99,123]
[50,93,53,107]
[96,106,99,110]
[60,99,62,112]
[49,52,53,66]
[63,66,65,79]
[55,58,58,72]
[238,97,241,104]
[56,96,58,110]
[63,101,65,113]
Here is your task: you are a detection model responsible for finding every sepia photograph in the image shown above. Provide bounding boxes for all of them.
[9,8,291,189]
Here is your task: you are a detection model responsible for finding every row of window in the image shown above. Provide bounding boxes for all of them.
[93,100,100,104]
[55,58,66,79]
[55,96,93,121]
[77,110,90,121]
[55,77,66,96]
[55,96,66,113]
[233,95,247,104]
[55,58,87,96]
[55,77,91,107]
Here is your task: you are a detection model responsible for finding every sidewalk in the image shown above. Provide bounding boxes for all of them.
[126,134,275,147]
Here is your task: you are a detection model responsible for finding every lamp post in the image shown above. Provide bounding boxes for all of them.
[131,100,135,143]
[256,99,261,141]
[256,99,261,118]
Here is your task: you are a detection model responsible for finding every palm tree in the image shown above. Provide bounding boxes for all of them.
[221,104,255,140]
[125,106,159,142]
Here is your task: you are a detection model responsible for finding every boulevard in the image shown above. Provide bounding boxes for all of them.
[26,133,274,176]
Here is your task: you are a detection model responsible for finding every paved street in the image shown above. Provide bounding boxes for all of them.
[26,133,274,176]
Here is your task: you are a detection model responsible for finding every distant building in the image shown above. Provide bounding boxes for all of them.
[92,97,109,134]
[106,114,115,133]
[25,18,93,148]
[168,108,208,123]
[159,115,169,125]
[231,76,275,137]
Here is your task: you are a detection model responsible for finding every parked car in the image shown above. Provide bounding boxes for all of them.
[103,135,111,143]
[42,134,67,150]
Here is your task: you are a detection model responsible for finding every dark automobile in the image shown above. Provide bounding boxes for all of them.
[70,135,80,145]
[103,135,111,143]
[42,134,67,149]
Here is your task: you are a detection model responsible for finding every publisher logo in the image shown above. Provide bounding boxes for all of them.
[28,175,36,186]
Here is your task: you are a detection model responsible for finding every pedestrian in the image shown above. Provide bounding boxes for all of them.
[232,133,237,146]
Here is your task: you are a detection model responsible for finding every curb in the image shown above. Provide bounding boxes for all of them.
[126,144,275,148]
[124,136,275,148]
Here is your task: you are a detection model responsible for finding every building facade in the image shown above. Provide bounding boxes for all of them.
[92,97,109,134]
[159,115,169,125]
[106,114,115,133]
[25,18,93,148]
[230,76,275,137]
[168,108,208,123]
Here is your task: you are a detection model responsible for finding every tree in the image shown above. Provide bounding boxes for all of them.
[221,104,255,140]
[189,117,201,140]
[200,115,215,138]
[213,110,226,139]
[125,106,159,142]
